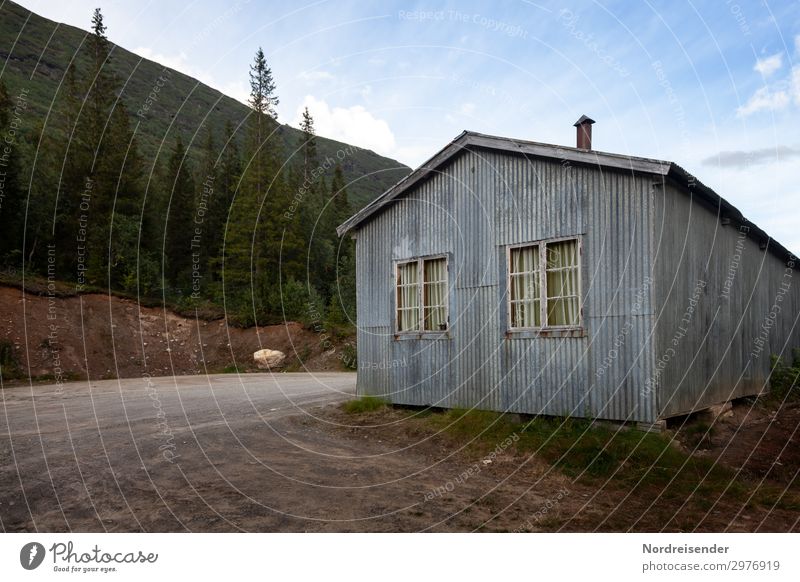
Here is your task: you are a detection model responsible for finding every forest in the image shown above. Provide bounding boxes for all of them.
[0,6,402,328]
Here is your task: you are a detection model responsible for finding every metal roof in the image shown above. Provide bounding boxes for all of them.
[337,130,797,266]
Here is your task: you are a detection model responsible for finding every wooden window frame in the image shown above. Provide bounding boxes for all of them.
[394,254,449,336]
[506,236,582,333]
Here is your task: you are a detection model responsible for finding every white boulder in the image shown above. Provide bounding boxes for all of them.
[253,349,286,369]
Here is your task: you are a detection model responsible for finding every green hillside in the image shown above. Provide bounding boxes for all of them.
[0,0,409,209]
[0,1,410,327]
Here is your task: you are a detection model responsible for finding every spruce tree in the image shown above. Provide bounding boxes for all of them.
[0,82,23,263]
[196,127,223,285]
[86,8,114,158]
[164,137,195,291]
[299,106,317,183]
[55,63,92,274]
[223,48,282,320]
[329,165,355,325]
[248,47,279,121]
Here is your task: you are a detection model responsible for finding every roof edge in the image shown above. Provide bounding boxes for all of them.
[337,131,671,236]
[336,131,798,268]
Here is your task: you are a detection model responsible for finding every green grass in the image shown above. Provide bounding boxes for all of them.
[0,339,21,379]
[343,396,387,414]
[767,351,800,402]
[222,364,241,374]
[402,407,798,511]
[681,422,715,449]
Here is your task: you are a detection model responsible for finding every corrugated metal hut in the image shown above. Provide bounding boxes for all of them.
[337,117,800,428]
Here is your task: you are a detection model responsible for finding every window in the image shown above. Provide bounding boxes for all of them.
[396,261,420,331]
[396,256,448,332]
[509,238,580,329]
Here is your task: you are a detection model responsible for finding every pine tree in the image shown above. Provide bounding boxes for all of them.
[0,82,23,263]
[212,120,241,293]
[219,120,242,200]
[19,120,59,273]
[248,47,279,121]
[86,8,115,159]
[299,106,317,183]
[164,137,195,291]
[329,165,355,325]
[223,49,277,319]
[230,47,287,317]
[105,104,147,289]
[196,127,223,286]
[53,63,91,275]
[330,164,351,228]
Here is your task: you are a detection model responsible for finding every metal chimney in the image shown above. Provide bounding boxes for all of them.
[573,115,595,149]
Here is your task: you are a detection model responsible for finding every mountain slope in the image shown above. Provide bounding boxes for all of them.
[0,0,409,208]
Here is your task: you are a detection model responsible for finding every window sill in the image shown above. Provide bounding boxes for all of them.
[505,327,586,339]
[394,331,451,341]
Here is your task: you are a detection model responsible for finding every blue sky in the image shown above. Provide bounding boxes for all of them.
[19,0,800,250]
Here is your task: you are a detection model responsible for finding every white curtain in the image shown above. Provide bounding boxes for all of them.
[423,258,447,330]
[509,245,540,327]
[397,261,419,331]
[545,240,579,326]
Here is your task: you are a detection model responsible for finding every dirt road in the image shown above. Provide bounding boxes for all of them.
[1,373,356,531]
[2,373,797,532]
[0,372,600,532]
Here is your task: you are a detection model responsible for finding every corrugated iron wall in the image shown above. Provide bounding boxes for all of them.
[355,147,658,422]
[653,182,800,418]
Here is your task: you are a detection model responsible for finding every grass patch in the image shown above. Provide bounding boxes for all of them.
[342,396,387,414]
[0,339,22,379]
[222,364,241,374]
[677,421,715,450]
[391,407,799,512]
[767,350,800,402]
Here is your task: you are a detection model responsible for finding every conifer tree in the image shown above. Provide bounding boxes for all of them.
[248,47,279,121]
[164,136,195,290]
[0,82,23,263]
[196,127,223,282]
[224,48,282,319]
[86,8,115,158]
[51,63,91,275]
[299,106,317,183]
[328,165,356,324]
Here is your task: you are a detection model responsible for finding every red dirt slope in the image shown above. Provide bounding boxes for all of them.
[0,284,343,382]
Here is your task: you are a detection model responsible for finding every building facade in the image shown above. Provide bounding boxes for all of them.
[338,121,799,426]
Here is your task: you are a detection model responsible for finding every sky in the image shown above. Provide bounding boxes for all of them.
[17,0,800,250]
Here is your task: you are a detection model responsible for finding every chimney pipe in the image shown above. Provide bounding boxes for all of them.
[573,115,595,149]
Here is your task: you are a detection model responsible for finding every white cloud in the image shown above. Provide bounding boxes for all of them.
[294,95,396,155]
[134,46,254,108]
[297,70,335,83]
[392,143,438,168]
[459,102,476,115]
[219,81,251,106]
[737,64,800,117]
[134,47,210,82]
[792,66,800,106]
[134,47,183,69]
[736,86,790,117]
[795,35,800,56]
[754,53,782,77]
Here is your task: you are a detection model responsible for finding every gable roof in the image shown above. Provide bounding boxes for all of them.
[337,130,797,266]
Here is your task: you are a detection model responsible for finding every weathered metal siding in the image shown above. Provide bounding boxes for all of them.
[582,168,657,422]
[653,182,800,418]
[355,147,657,422]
